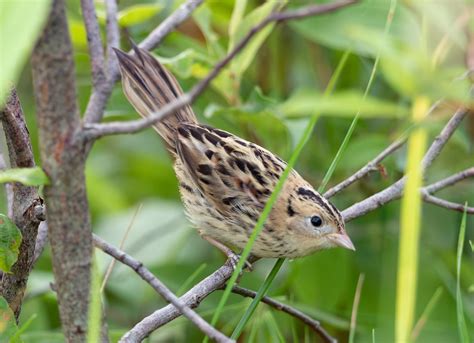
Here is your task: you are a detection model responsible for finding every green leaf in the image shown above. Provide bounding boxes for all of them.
[0,167,49,186]
[346,26,471,102]
[0,296,22,342]
[280,90,408,119]
[0,0,51,105]
[69,18,88,49]
[0,214,22,273]
[118,4,163,27]
[193,5,225,59]
[229,0,287,76]
[228,0,248,41]
[289,0,419,57]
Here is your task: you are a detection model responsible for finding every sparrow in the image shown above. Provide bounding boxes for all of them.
[113,46,355,260]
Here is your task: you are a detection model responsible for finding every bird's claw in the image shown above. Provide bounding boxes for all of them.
[226,252,253,272]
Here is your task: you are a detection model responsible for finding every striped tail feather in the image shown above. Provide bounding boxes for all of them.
[114,45,197,153]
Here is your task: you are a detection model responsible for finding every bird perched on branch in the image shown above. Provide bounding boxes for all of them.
[113,46,355,261]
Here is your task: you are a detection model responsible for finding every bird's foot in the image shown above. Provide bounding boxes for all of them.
[225,252,253,272]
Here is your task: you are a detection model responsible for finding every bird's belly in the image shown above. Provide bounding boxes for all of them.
[180,188,303,258]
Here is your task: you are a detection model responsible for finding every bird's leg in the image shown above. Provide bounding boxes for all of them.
[201,235,253,271]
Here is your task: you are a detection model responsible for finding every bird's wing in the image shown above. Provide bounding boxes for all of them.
[175,123,287,217]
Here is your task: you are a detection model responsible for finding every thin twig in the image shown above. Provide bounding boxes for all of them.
[80,0,107,89]
[92,234,233,343]
[423,167,474,194]
[342,108,469,222]
[422,194,474,214]
[33,221,48,265]
[100,204,142,293]
[139,0,205,52]
[324,137,406,199]
[324,99,444,199]
[230,286,336,343]
[105,0,120,76]
[83,0,205,124]
[83,0,358,138]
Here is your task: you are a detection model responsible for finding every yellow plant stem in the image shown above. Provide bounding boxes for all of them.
[395,96,429,342]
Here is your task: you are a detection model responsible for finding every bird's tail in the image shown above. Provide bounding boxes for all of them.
[114,45,197,152]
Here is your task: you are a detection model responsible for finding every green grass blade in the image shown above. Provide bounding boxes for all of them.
[231,258,285,339]
[349,274,365,343]
[395,96,429,342]
[177,263,207,296]
[456,204,470,343]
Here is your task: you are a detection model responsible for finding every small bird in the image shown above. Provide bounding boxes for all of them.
[114,46,355,260]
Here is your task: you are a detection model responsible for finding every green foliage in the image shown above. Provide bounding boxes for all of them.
[0,214,22,273]
[280,89,408,119]
[4,0,474,342]
[0,168,49,186]
[0,0,51,105]
[0,296,22,342]
[118,4,163,27]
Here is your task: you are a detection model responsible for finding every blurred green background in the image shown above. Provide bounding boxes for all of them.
[1,0,473,342]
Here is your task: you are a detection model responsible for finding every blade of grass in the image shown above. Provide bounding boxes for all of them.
[349,274,365,343]
[266,310,285,343]
[231,257,285,339]
[101,203,142,293]
[211,50,352,341]
[372,328,376,343]
[395,96,429,343]
[456,204,470,343]
[410,286,443,340]
[318,0,397,193]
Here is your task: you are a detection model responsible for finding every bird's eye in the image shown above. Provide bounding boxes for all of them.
[310,215,323,227]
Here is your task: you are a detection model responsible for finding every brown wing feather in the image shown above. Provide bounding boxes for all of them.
[175,123,285,217]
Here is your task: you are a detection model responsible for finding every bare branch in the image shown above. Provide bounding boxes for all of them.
[424,167,474,194]
[422,194,474,214]
[105,0,119,75]
[83,0,359,138]
[342,108,469,222]
[93,234,233,343]
[0,145,13,218]
[0,89,42,320]
[324,100,444,199]
[324,137,406,199]
[139,0,205,52]
[119,259,244,342]
[33,221,48,265]
[80,0,107,89]
[230,286,336,343]
[31,0,93,339]
[83,0,205,124]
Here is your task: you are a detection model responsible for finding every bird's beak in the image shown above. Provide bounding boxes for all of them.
[329,232,356,251]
